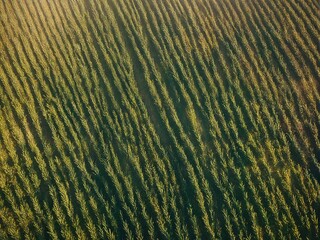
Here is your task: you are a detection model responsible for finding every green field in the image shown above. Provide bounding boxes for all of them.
[0,0,319,239]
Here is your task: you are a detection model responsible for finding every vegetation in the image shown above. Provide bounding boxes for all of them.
[0,0,319,239]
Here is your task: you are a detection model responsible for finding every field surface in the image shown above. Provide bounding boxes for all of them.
[0,0,319,239]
